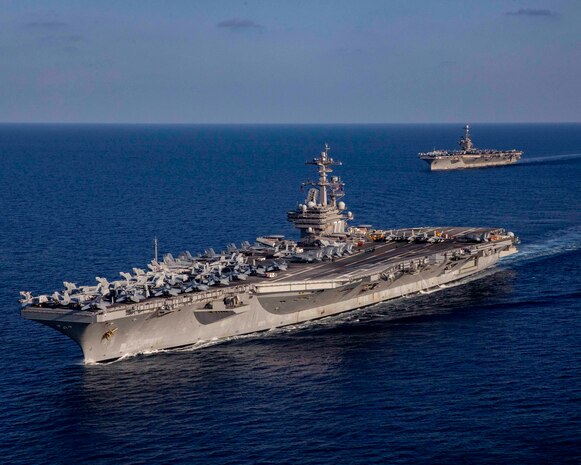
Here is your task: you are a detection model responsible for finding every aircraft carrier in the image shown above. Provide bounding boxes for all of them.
[419,125,523,170]
[21,144,519,363]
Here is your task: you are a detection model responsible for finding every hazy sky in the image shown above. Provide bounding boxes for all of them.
[1,0,579,123]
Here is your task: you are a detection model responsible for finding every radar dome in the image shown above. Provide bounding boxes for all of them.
[347,211,353,219]
[301,204,307,212]
[307,201,316,208]
[338,201,346,210]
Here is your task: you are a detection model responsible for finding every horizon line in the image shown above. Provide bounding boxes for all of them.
[0,121,580,126]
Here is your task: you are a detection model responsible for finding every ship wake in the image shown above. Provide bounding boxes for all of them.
[519,152,581,164]
[502,225,581,267]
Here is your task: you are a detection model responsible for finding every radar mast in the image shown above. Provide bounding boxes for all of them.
[287,144,352,243]
[459,124,474,151]
[303,143,344,207]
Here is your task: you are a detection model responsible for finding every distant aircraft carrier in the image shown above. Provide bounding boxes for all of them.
[419,125,523,170]
[21,144,519,363]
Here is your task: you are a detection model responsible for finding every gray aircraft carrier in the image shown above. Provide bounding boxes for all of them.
[21,144,518,363]
[419,125,523,170]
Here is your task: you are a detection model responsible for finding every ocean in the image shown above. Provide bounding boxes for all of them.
[0,124,579,464]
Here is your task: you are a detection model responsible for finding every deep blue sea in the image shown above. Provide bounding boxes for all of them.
[0,124,580,465]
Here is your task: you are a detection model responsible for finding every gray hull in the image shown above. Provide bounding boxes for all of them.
[423,154,520,171]
[418,125,523,170]
[23,234,517,363]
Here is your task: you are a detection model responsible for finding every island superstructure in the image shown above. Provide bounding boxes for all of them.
[21,144,519,363]
[419,125,523,170]
[287,144,352,241]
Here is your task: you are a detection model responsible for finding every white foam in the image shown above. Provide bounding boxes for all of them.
[503,225,581,267]
[520,153,581,164]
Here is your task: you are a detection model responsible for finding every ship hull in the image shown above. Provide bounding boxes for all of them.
[422,154,521,171]
[23,235,517,363]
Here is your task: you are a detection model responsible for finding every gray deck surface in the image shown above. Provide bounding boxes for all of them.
[273,226,494,283]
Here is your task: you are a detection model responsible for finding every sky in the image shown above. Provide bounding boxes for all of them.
[0,0,580,123]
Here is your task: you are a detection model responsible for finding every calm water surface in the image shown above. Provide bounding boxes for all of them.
[0,124,580,464]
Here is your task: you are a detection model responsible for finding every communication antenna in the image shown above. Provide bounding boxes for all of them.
[154,237,158,263]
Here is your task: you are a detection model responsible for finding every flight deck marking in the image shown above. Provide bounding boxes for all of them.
[333,245,433,279]
[266,233,463,284]
[271,243,395,282]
